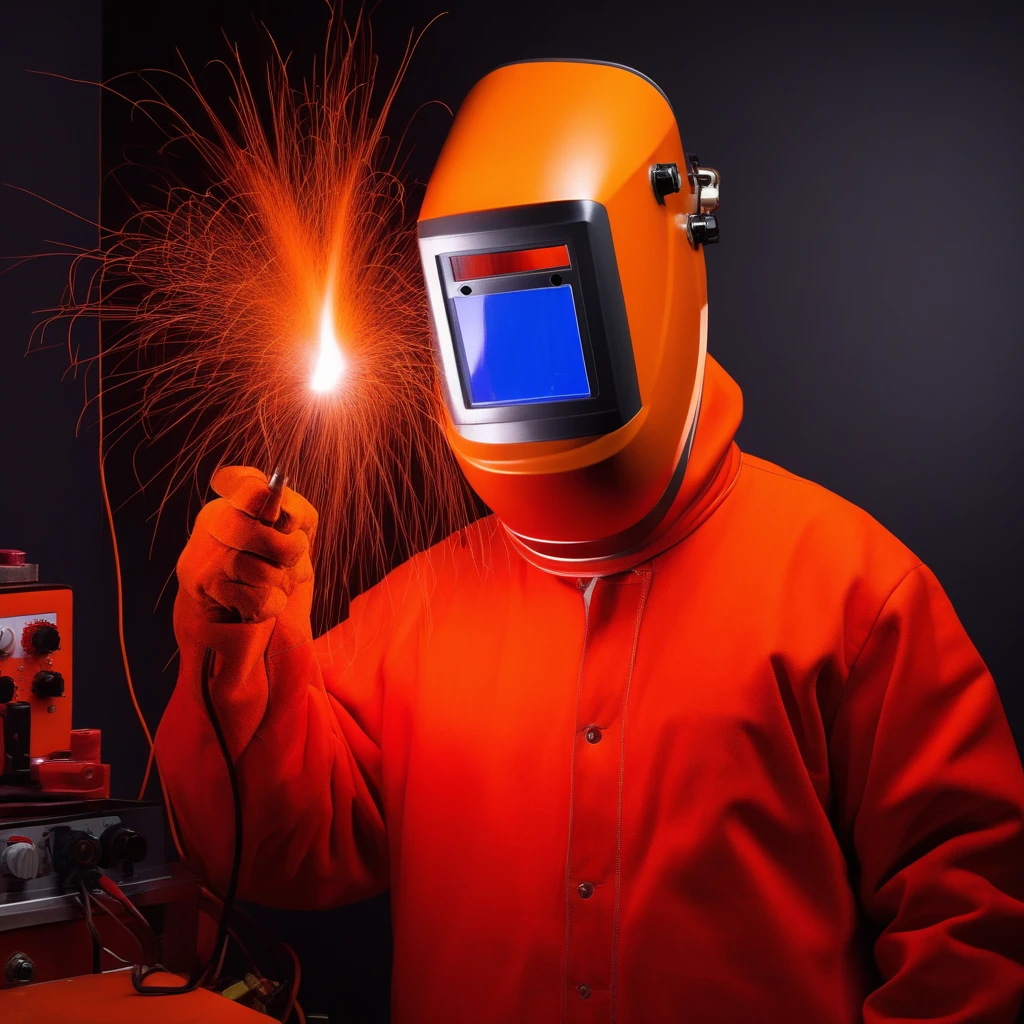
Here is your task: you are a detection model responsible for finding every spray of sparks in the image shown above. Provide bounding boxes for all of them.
[35,12,478,629]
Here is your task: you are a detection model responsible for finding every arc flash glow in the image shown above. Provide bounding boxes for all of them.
[311,293,346,394]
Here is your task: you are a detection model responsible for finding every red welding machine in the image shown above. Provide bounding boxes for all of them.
[0,550,271,1020]
[0,549,108,801]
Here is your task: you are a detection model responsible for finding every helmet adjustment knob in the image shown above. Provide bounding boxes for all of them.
[685,154,721,248]
[650,162,683,204]
[686,214,720,247]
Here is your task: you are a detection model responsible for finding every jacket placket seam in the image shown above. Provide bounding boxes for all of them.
[563,577,595,1023]
[610,569,652,1022]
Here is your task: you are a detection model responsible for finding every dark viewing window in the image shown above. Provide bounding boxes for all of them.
[451,284,591,406]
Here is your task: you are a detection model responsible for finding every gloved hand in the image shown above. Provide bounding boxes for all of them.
[176,465,318,625]
[172,466,320,756]
[158,466,387,903]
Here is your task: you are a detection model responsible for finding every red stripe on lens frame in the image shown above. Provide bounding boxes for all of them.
[450,244,570,282]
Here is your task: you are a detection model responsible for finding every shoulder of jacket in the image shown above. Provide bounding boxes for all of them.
[735,453,935,670]
[736,451,922,580]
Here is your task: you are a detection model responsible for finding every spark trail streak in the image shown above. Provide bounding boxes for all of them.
[38,10,477,630]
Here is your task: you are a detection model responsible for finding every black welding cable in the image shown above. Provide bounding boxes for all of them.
[88,889,147,965]
[132,645,243,995]
[78,877,102,974]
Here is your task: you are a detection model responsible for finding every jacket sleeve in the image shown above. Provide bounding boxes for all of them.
[829,564,1024,1023]
[155,567,420,910]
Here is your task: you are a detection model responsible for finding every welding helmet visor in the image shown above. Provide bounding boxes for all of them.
[419,202,641,444]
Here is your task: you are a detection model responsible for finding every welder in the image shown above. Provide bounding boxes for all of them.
[156,60,1024,1022]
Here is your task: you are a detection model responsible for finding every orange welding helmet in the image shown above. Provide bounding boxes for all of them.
[418,59,721,574]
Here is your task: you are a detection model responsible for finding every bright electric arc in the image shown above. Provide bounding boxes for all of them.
[311,294,346,393]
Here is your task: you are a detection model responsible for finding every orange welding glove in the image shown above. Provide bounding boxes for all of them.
[172,465,319,758]
[159,465,387,901]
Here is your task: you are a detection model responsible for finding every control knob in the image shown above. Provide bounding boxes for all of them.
[100,824,148,868]
[50,827,102,878]
[31,671,65,699]
[27,623,60,656]
[0,675,15,703]
[1,841,39,881]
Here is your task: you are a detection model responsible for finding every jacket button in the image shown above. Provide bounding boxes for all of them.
[577,984,592,1000]
[585,727,602,744]
[577,881,595,899]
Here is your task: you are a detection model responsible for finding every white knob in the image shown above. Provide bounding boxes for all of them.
[2,842,39,881]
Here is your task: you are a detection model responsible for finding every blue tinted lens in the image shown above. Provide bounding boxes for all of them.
[452,285,591,406]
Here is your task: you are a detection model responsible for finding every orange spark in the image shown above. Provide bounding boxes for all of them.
[35,9,479,629]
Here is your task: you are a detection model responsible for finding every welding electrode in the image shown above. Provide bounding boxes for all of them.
[259,465,289,527]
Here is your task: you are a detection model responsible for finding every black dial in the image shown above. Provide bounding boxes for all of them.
[100,824,148,867]
[50,826,102,878]
[30,624,60,655]
[0,676,15,703]
[31,670,65,699]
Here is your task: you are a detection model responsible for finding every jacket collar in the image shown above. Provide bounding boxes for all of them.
[505,354,744,577]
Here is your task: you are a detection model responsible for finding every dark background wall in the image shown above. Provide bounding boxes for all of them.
[0,2,121,797]
[3,1,1023,1020]
[0,1,106,673]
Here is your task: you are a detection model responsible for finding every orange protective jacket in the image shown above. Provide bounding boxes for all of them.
[156,356,1024,1023]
